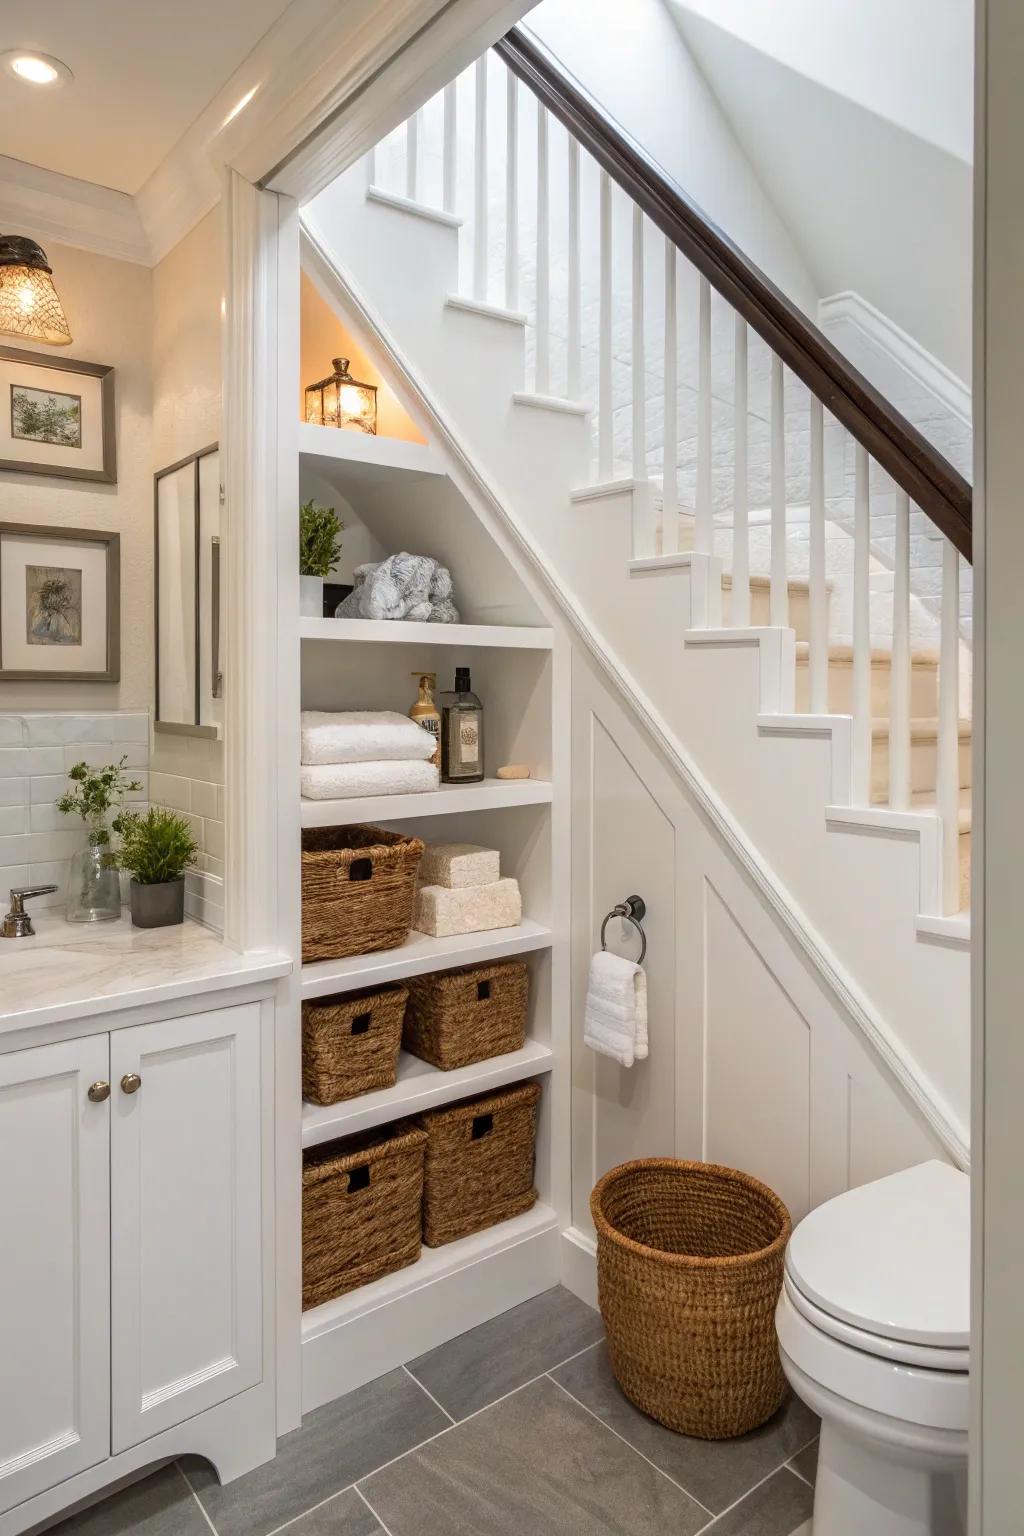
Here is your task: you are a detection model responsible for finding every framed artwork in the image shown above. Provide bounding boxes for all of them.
[0,345,116,483]
[0,523,120,682]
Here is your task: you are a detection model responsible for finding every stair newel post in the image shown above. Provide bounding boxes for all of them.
[473,55,489,301]
[536,103,551,394]
[504,70,519,310]
[888,491,912,810]
[695,275,713,556]
[851,443,873,804]
[662,239,679,556]
[732,315,749,624]
[769,353,789,627]
[937,540,962,912]
[808,395,828,711]
[567,137,581,401]
[443,80,457,215]
[631,206,646,484]
[598,169,613,479]
[406,109,421,202]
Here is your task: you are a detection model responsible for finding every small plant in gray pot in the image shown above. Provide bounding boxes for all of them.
[299,498,344,617]
[117,808,200,928]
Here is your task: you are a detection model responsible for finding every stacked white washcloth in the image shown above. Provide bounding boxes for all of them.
[413,841,522,937]
[583,950,648,1067]
[301,711,439,800]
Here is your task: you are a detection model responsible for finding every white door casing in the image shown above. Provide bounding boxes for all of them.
[110,1004,262,1453]
[0,1035,110,1514]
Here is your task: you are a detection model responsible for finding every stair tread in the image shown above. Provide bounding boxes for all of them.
[795,641,940,667]
[723,572,817,594]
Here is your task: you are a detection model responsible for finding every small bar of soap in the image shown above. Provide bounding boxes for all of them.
[418,842,500,889]
[496,764,531,779]
[413,878,522,937]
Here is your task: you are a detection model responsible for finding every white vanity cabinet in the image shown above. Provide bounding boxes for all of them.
[0,998,270,1528]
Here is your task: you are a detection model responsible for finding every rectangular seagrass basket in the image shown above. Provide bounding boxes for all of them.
[403,961,529,1071]
[418,1080,541,1247]
[302,1121,426,1309]
[301,825,424,963]
[302,984,409,1105]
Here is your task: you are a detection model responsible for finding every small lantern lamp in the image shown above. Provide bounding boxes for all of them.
[0,234,72,345]
[305,357,377,435]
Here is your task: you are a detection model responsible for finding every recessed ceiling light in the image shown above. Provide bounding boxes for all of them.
[1,50,73,87]
[222,84,259,128]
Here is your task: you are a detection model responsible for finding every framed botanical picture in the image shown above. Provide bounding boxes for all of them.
[0,523,120,682]
[0,346,116,483]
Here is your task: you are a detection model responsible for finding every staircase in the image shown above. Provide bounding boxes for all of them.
[302,27,972,1152]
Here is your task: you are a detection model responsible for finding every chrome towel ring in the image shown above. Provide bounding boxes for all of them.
[600,894,647,964]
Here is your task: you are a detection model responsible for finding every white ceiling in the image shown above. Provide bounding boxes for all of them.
[0,0,294,194]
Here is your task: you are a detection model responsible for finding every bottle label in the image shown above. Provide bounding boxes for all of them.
[459,717,480,766]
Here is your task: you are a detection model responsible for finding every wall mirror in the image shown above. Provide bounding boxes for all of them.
[155,443,221,735]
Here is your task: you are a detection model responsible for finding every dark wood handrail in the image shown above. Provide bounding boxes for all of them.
[496,27,972,562]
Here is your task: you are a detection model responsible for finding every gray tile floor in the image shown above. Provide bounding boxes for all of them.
[45,1287,818,1536]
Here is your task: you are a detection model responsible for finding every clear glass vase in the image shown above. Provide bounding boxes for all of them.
[65,836,122,923]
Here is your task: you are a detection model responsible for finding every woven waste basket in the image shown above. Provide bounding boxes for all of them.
[301,824,424,963]
[302,983,409,1104]
[418,1080,541,1246]
[403,960,529,1070]
[591,1158,791,1439]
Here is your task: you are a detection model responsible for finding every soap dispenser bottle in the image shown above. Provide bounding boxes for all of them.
[409,672,441,767]
[441,666,484,783]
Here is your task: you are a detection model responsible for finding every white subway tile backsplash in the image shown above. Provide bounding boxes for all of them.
[0,835,32,865]
[113,714,150,742]
[30,775,68,805]
[27,748,65,776]
[0,806,29,836]
[0,779,28,807]
[25,714,116,746]
[189,779,220,819]
[0,718,25,747]
[150,771,191,811]
[0,865,29,897]
[29,802,68,832]
[204,818,224,860]
[0,749,30,778]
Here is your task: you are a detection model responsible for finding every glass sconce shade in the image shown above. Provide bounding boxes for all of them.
[0,235,72,345]
[305,357,377,434]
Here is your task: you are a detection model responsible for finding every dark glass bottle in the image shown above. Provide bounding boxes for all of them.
[440,666,484,783]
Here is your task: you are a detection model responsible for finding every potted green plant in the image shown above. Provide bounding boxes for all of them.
[56,756,142,923]
[117,807,201,928]
[299,498,344,617]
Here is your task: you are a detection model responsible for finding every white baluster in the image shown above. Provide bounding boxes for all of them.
[473,56,488,301]
[662,240,678,556]
[632,206,645,482]
[770,354,789,626]
[535,104,550,394]
[406,109,420,201]
[504,71,518,310]
[888,492,912,808]
[598,169,613,479]
[443,81,457,214]
[808,396,828,710]
[937,541,962,911]
[851,444,872,803]
[567,138,581,400]
[367,144,377,187]
[732,316,750,625]
[696,275,713,555]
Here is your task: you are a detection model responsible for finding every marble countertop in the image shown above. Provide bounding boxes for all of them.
[0,914,292,1033]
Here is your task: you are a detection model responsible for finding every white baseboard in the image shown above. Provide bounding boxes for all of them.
[818,291,971,427]
[560,1226,598,1311]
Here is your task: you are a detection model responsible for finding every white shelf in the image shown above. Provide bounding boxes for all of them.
[298,421,443,477]
[301,919,553,999]
[299,777,553,826]
[299,616,554,649]
[302,1203,559,1340]
[302,1039,554,1146]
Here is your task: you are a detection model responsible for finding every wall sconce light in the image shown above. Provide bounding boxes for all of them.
[0,235,72,345]
[305,357,377,434]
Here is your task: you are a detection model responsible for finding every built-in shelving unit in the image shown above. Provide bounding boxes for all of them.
[301,919,553,999]
[299,616,554,648]
[299,420,443,478]
[299,776,553,827]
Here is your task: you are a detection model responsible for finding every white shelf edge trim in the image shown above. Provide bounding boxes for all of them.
[301,1040,554,1145]
[299,616,554,648]
[301,919,554,998]
[299,778,553,826]
[297,420,443,476]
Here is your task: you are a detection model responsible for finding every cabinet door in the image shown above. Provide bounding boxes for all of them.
[110,1004,262,1452]
[0,1035,110,1514]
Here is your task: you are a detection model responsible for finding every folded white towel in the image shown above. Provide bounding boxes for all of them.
[301,759,439,800]
[301,710,436,766]
[583,950,648,1068]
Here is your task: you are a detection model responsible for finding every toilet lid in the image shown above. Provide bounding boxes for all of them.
[786,1161,969,1350]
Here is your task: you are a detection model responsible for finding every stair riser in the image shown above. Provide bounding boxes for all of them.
[871,735,972,802]
[796,661,938,716]
[723,583,811,642]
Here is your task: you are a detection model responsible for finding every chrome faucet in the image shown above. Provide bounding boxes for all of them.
[1,885,58,938]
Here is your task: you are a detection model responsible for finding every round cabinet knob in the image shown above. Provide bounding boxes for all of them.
[120,1072,142,1095]
[87,1080,110,1103]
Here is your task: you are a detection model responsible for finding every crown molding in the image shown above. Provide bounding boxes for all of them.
[0,154,149,265]
[819,290,972,428]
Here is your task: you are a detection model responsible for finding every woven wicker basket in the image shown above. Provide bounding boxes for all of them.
[419,1080,541,1247]
[591,1159,792,1439]
[403,961,529,1070]
[301,825,424,963]
[302,1122,426,1309]
[302,984,409,1105]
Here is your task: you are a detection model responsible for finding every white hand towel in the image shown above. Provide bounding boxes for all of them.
[583,950,648,1068]
[301,759,439,800]
[301,710,437,766]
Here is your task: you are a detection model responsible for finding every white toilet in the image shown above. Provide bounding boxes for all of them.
[776,1160,969,1536]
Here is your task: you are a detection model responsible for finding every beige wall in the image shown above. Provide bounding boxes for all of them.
[300,272,425,444]
[0,242,153,713]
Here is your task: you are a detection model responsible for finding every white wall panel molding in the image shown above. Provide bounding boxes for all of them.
[0,156,149,266]
[819,290,972,428]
